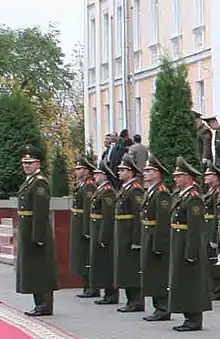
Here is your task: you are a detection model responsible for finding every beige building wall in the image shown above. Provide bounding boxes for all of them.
[85,0,212,157]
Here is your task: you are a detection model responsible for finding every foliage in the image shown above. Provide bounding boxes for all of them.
[149,57,200,188]
[0,90,46,197]
[51,146,69,197]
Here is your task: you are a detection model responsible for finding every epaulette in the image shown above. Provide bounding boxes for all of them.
[86,179,94,185]
[189,189,199,196]
[159,184,166,191]
[132,181,141,188]
[104,184,111,190]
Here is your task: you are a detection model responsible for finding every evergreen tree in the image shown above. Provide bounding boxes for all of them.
[0,90,47,197]
[149,57,201,188]
[51,146,69,197]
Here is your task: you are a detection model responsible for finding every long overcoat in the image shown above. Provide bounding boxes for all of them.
[169,186,212,313]
[114,178,144,288]
[141,182,171,297]
[70,179,96,276]
[89,181,116,288]
[16,171,57,294]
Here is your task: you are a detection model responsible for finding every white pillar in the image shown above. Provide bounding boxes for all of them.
[95,0,103,159]
[210,0,220,119]
[83,0,90,147]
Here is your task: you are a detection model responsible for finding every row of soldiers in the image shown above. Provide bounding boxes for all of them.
[70,152,220,332]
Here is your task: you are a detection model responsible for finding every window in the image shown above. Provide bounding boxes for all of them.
[102,12,109,63]
[92,107,98,152]
[173,0,180,37]
[115,6,122,57]
[135,97,141,134]
[196,80,205,114]
[133,0,141,51]
[118,101,125,131]
[150,0,158,44]
[194,0,204,27]
[88,17,96,67]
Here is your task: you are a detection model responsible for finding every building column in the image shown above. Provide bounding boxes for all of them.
[95,0,103,159]
[210,0,220,118]
[83,0,90,148]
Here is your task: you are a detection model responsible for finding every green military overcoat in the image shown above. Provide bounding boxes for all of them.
[169,186,212,313]
[114,179,144,288]
[16,171,58,294]
[89,181,116,288]
[70,179,96,276]
[141,182,171,297]
[203,186,218,248]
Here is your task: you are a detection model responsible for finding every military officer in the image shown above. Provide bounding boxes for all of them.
[114,154,144,312]
[193,110,213,166]
[141,153,171,322]
[203,163,220,299]
[70,155,100,298]
[16,145,57,316]
[203,115,220,168]
[90,160,119,305]
[169,156,212,332]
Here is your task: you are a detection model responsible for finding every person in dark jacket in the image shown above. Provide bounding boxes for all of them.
[114,154,144,312]
[203,115,220,168]
[169,156,212,332]
[70,156,100,298]
[141,153,171,322]
[90,160,119,304]
[17,145,57,316]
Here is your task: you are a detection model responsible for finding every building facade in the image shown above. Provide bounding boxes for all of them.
[84,0,212,157]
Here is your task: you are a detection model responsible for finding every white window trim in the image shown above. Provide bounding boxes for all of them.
[193,0,204,29]
[149,0,158,46]
[115,5,123,58]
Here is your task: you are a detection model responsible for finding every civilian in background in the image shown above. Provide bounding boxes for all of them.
[109,129,132,188]
[101,134,112,163]
[128,134,148,172]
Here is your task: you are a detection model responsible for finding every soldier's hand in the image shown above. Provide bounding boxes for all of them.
[131,244,141,250]
[100,242,105,248]
[84,234,90,239]
[154,250,163,255]
[185,258,195,264]
[35,242,44,247]
[202,158,208,165]
[209,241,218,249]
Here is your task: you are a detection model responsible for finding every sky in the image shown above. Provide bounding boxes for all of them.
[1,0,84,62]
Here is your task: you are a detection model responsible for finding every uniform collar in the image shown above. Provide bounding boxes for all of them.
[98,181,109,190]
[122,178,136,188]
[26,168,40,181]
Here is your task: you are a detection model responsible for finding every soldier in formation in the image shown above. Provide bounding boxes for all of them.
[203,163,220,300]
[89,160,119,304]
[69,156,100,298]
[141,153,171,322]
[169,156,212,331]
[114,154,144,312]
[16,145,57,316]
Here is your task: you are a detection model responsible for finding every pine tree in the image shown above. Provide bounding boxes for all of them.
[149,57,201,188]
[0,90,47,197]
[51,146,69,197]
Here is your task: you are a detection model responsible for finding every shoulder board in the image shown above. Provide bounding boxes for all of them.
[132,181,141,188]
[159,184,166,191]
[189,189,199,196]
[86,179,94,185]
[104,184,111,190]
[36,175,44,180]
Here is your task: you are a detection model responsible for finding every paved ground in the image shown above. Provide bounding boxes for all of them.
[1,264,220,339]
